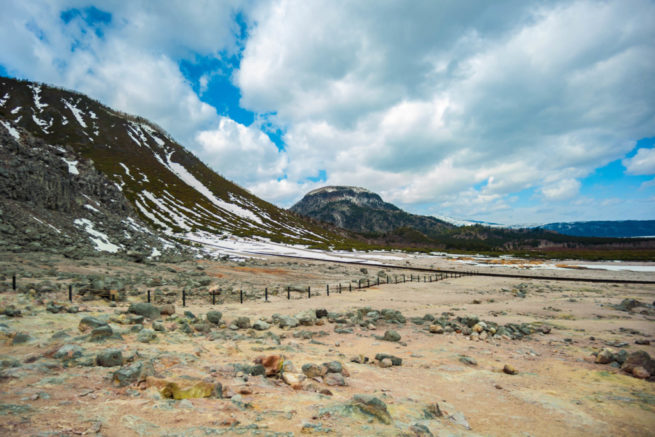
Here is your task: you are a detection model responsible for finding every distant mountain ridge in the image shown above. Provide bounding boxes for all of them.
[0,77,345,256]
[291,186,452,234]
[538,221,655,238]
[291,185,655,252]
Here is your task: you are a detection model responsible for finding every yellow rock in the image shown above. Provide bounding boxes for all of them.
[147,377,220,399]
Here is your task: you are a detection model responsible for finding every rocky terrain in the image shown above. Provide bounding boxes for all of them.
[0,77,345,256]
[1,250,654,436]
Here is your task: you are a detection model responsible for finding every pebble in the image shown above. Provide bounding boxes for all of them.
[503,364,518,375]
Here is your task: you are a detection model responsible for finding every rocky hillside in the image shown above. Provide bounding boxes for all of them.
[0,77,344,256]
[290,186,453,235]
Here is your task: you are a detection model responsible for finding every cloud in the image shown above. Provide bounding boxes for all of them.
[237,0,655,214]
[540,179,581,200]
[0,0,248,144]
[196,117,287,185]
[624,148,655,175]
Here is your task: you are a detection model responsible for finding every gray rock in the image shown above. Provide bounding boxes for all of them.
[96,349,123,367]
[302,363,327,378]
[12,332,32,344]
[137,329,157,343]
[351,394,392,424]
[296,310,317,326]
[324,373,346,386]
[234,317,250,329]
[323,361,343,374]
[128,303,160,319]
[278,315,299,329]
[90,325,113,341]
[54,344,84,360]
[152,321,165,332]
[252,320,270,331]
[382,330,401,342]
[375,353,402,366]
[79,316,108,332]
[206,311,222,324]
[459,355,477,366]
[112,361,155,387]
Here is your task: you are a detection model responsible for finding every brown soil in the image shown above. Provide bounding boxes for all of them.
[0,251,654,436]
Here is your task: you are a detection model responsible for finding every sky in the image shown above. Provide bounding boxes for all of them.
[1,0,654,225]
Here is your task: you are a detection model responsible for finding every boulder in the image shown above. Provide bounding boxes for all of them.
[54,344,84,360]
[324,373,347,386]
[375,353,402,366]
[252,320,270,331]
[382,330,401,342]
[112,361,155,387]
[128,303,160,319]
[302,363,327,378]
[137,329,157,343]
[206,311,222,324]
[351,395,392,424]
[253,355,283,376]
[78,316,108,332]
[621,350,655,376]
[296,310,317,326]
[595,348,615,364]
[159,304,175,316]
[96,349,123,367]
[234,316,251,329]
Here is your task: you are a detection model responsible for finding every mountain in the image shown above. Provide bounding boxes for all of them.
[290,186,454,234]
[0,77,344,258]
[538,221,655,238]
[291,186,655,253]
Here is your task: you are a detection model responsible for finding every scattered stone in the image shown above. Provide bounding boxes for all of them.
[350,355,369,364]
[137,329,157,343]
[459,356,477,366]
[351,394,392,425]
[409,423,434,437]
[621,351,655,377]
[428,325,443,334]
[277,315,299,329]
[252,320,270,331]
[323,372,346,386]
[423,402,443,419]
[54,344,84,360]
[632,366,650,379]
[595,348,615,364]
[152,321,165,332]
[96,349,123,367]
[635,339,651,345]
[90,325,113,341]
[614,299,644,312]
[147,377,222,399]
[375,353,402,366]
[159,304,175,316]
[281,372,305,388]
[323,361,343,374]
[128,303,160,319]
[78,317,108,332]
[379,358,393,368]
[315,309,328,319]
[11,332,31,344]
[382,330,401,342]
[112,361,156,387]
[302,363,327,378]
[503,364,518,375]
[234,317,251,329]
[254,355,283,376]
[296,310,317,326]
[206,311,222,324]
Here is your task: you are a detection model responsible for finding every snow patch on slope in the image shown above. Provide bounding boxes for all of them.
[61,158,79,175]
[0,120,20,140]
[74,218,121,253]
[62,99,87,128]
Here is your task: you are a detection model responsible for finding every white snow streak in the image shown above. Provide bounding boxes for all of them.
[0,120,19,140]
[62,99,87,128]
[61,158,79,175]
[74,218,121,253]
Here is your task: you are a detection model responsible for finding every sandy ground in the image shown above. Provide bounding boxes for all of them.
[0,251,654,436]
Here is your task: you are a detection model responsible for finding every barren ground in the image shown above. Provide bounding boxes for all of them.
[0,251,654,436]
